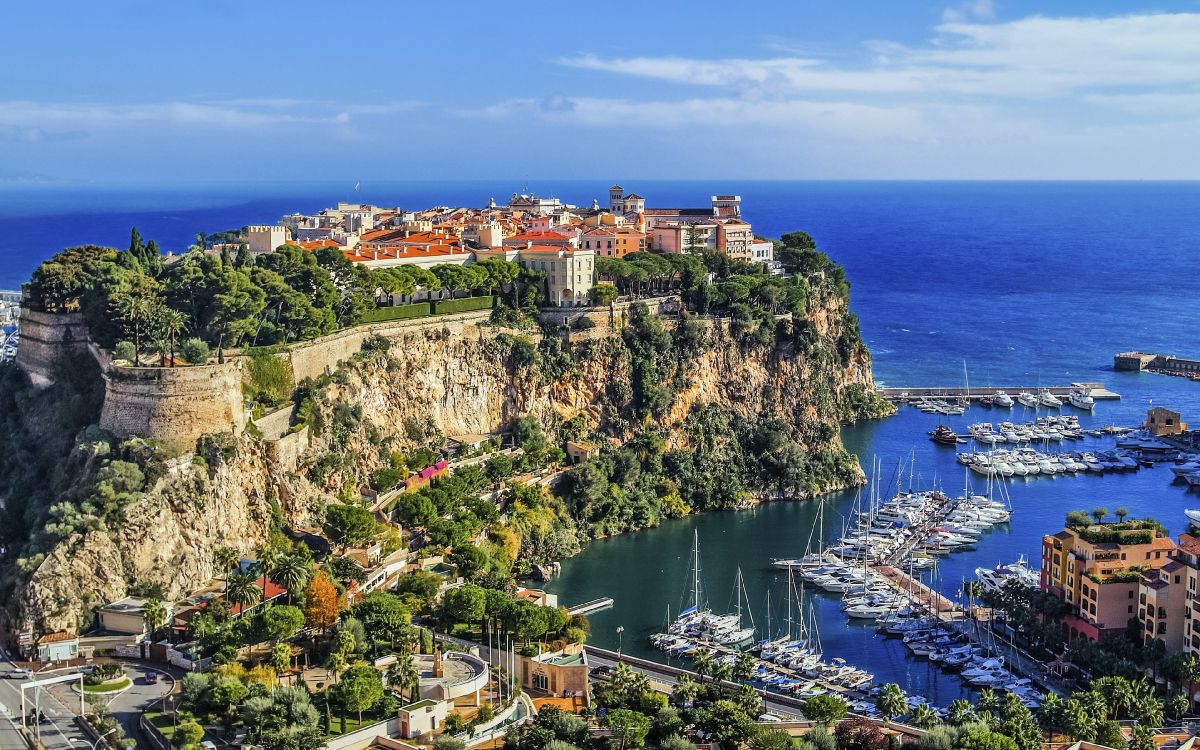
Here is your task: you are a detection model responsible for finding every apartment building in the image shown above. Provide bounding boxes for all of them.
[1041,520,1177,641]
[581,227,645,258]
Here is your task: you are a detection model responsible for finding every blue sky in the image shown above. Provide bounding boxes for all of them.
[3,1,1199,182]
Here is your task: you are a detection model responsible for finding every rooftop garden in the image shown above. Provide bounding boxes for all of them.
[1065,508,1166,545]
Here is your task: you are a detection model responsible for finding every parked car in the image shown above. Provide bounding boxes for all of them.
[3,668,31,680]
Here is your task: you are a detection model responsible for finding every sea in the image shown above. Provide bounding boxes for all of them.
[4,180,1200,703]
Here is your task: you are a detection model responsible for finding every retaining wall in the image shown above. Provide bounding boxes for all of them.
[537,295,680,328]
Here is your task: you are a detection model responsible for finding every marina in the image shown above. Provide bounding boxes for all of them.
[878,382,1121,404]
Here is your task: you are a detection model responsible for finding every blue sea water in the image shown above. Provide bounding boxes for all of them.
[4,180,1200,703]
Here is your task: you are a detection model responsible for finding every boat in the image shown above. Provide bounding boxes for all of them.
[1039,390,1063,408]
[993,391,1014,408]
[930,425,965,446]
[1068,389,1095,410]
[1184,509,1200,525]
[1016,392,1038,408]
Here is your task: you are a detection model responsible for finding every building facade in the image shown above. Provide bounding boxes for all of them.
[1041,521,1177,641]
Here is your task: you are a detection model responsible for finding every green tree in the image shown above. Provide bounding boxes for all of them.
[387,652,421,702]
[603,708,651,750]
[262,605,305,643]
[337,665,385,723]
[351,592,411,651]
[180,337,210,364]
[176,720,205,747]
[909,704,941,729]
[273,555,312,604]
[1092,506,1110,524]
[443,583,487,627]
[948,700,978,726]
[271,642,292,675]
[748,728,793,750]
[671,674,699,707]
[803,694,848,725]
[323,504,378,550]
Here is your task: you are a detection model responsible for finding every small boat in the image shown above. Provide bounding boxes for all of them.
[930,425,964,446]
[979,395,994,408]
[1184,509,1200,525]
[1017,392,1038,408]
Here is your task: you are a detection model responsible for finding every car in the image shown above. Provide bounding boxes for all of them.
[145,672,159,685]
[589,665,615,681]
[3,668,31,680]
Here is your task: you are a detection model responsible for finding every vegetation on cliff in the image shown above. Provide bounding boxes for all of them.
[25,233,528,363]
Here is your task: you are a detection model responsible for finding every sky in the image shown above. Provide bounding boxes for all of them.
[3,1,1200,183]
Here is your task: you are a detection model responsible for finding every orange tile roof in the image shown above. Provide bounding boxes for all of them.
[37,631,77,644]
[298,239,341,250]
[1178,534,1200,556]
[508,231,573,242]
[346,244,470,262]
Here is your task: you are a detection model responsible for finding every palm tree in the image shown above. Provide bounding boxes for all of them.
[213,546,240,591]
[733,651,756,683]
[387,653,420,702]
[142,598,167,642]
[1037,693,1067,741]
[226,572,261,612]
[909,704,940,729]
[691,648,713,683]
[254,546,281,601]
[273,555,311,604]
[1092,506,1109,524]
[876,683,908,723]
[711,661,732,685]
[672,675,698,707]
[162,310,186,367]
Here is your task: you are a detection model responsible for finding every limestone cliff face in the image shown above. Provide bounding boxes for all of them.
[18,295,882,632]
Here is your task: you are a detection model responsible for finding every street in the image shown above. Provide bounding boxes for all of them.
[0,647,91,750]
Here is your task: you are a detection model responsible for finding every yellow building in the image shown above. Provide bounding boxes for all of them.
[1146,406,1187,437]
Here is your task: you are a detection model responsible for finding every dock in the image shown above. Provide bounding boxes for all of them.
[877,382,1119,402]
[566,597,614,616]
[1116,351,1200,381]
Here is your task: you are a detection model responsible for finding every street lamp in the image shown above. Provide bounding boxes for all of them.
[616,626,624,656]
[69,727,116,750]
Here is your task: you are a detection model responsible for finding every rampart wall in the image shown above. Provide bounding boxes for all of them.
[15,309,92,387]
[98,361,247,449]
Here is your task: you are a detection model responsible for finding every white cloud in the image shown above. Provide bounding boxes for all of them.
[942,0,994,24]
[559,13,1200,101]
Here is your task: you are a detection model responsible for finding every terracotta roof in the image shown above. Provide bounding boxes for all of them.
[37,631,77,644]
[298,239,341,250]
[508,231,573,242]
[1178,534,1200,556]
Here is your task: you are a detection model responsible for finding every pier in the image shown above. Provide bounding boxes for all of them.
[1115,351,1200,380]
[877,382,1120,402]
[566,597,614,616]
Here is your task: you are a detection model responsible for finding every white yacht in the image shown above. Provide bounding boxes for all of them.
[1068,390,1095,410]
[993,391,1014,408]
[1039,390,1063,408]
[1017,392,1038,408]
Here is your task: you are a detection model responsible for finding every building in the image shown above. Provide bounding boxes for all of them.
[98,597,172,636]
[1146,407,1188,437]
[36,631,79,662]
[715,219,754,260]
[398,699,450,739]
[649,221,718,253]
[1041,520,1177,641]
[512,245,595,307]
[581,227,645,258]
[517,644,589,703]
[750,240,775,266]
[1171,534,1200,655]
[515,587,559,608]
[1140,559,1189,653]
[246,225,290,256]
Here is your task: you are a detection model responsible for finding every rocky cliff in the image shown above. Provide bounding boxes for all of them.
[12,290,885,633]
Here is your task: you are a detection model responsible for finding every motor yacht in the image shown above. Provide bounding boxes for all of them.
[1068,389,1095,410]
[1017,392,1038,408]
[1039,390,1063,408]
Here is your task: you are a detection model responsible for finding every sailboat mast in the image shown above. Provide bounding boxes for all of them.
[692,530,702,612]
[785,568,794,639]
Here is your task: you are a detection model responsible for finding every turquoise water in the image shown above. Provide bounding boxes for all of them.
[4,180,1199,701]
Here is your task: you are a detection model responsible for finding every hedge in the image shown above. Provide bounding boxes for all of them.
[361,303,431,323]
[432,295,494,315]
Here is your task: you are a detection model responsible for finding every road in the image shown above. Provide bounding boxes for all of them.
[0,647,91,750]
[583,647,814,721]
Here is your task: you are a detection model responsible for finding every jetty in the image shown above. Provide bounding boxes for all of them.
[877,382,1119,402]
[566,597,614,616]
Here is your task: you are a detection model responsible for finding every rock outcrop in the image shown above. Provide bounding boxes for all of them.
[15,291,883,633]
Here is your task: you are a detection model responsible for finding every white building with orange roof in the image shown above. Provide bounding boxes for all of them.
[503,230,578,249]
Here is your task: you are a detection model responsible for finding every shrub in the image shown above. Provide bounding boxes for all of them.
[432,295,493,315]
[180,338,210,364]
[361,303,430,323]
[244,350,294,406]
[113,341,136,362]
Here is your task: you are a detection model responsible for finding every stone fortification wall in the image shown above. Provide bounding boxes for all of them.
[99,361,247,449]
[284,308,494,382]
[537,296,680,328]
[15,309,93,387]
